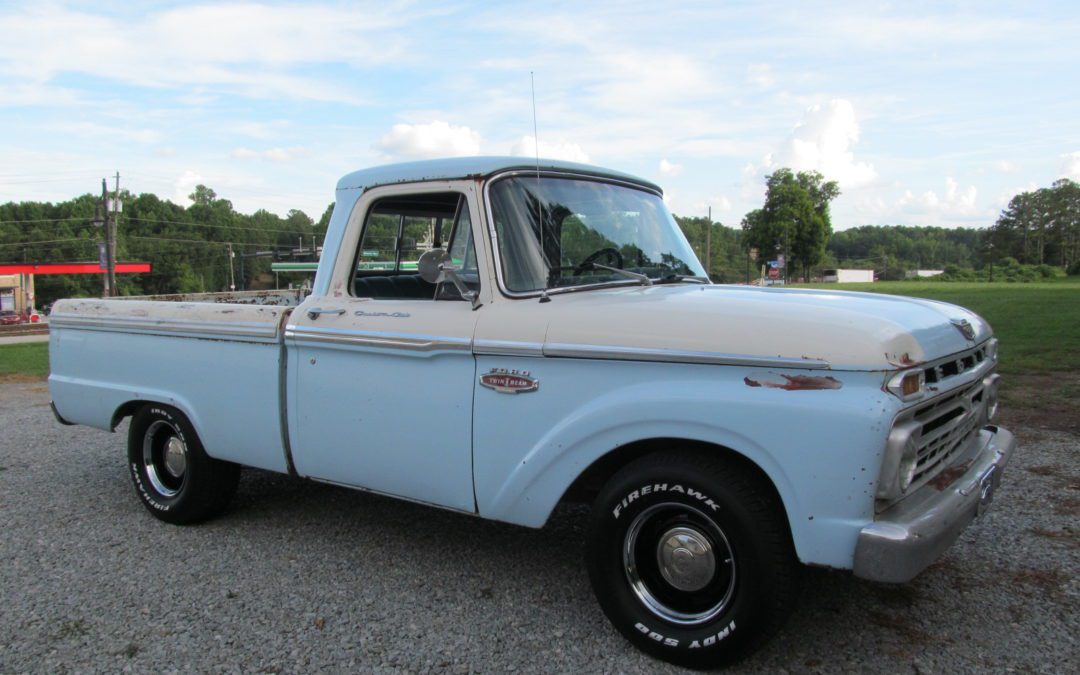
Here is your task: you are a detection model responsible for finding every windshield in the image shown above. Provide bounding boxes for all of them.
[489,176,707,293]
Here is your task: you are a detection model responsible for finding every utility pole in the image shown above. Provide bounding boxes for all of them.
[705,206,712,278]
[227,243,236,291]
[99,179,111,297]
[108,172,119,296]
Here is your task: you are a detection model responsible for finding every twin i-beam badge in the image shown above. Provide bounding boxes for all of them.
[480,368,539,394]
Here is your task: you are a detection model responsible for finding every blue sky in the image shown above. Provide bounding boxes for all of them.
[1,0,1077,229]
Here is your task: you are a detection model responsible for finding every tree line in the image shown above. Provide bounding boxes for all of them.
[2,174,1077,307]
[674,174,1080,282]
[0,186,331,306]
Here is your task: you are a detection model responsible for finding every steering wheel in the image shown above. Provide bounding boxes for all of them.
[573,247,625,275]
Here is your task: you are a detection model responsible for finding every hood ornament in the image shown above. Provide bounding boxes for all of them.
[951,318,975,341]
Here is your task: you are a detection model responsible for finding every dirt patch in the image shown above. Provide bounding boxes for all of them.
[0,373,47,384]
[1053,497,1080,517]
[998,373,1080,435]
[1028,527,1079,548]
[1010,568,1069,597]
[867,609,935,644]
[1026,464,1064,477]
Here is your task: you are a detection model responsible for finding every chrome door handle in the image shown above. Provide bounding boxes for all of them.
[306,307,345,320]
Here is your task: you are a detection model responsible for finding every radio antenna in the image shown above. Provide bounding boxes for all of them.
[531,71,547,289]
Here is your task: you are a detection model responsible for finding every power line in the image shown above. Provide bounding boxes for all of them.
[0,237,94,248]
[0,217,87,225]
[125,217,314,236]
[127,235,293,248]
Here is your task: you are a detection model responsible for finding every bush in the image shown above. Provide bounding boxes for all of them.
[1068,260,1080,276]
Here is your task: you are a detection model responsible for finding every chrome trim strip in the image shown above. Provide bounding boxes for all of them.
[542,342,832,369]
[48,313,280,340]
[482,170,673,301]
[285,325,472,352]
[472,339,545,358]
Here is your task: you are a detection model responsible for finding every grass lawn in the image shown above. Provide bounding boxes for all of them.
[0,341,49,380]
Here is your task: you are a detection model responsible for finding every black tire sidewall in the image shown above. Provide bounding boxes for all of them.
[587,461,781,667]
[127,405,203,520]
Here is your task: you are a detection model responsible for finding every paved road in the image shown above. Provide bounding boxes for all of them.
[1,382,1076,673]
[0,333,48,345]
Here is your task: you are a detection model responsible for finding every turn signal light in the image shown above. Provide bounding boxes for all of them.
[887,369,926,401]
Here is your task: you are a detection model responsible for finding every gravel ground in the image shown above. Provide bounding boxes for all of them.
[1,381,1077,673]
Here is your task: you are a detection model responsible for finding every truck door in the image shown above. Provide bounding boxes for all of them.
[286,184,484,513]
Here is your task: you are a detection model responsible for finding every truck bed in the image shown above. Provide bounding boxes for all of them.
[48,290,306,473]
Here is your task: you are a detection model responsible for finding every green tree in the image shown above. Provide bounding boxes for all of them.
[743,168,840,281]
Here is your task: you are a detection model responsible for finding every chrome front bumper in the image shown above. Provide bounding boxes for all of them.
[853,425,1016,583]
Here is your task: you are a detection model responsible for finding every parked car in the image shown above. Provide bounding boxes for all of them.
[0,310,21,325]
[47,157,1014,668]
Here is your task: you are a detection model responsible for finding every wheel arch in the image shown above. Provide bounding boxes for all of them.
[559,438,789,520]
[110,397,202,437]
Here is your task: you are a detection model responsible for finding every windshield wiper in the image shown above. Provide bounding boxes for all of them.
[588,262,652,285]
[653,274,709,285]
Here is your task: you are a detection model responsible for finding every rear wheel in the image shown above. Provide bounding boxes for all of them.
[586,450,799,668]
[127,404,239,525]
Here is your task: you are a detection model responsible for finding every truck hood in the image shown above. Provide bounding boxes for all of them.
[536,284,991,371]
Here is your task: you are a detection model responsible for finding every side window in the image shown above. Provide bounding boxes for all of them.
[447,200,477,274]
[437,197,481,301]
[351,192,479,301]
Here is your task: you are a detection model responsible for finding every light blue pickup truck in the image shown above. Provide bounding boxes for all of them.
[49,157,1015,668]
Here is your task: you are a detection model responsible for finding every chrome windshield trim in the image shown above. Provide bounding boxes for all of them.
[483,170,686,301]
[48,313,280,340]
[285,325,472,352]
[542,342,832,369]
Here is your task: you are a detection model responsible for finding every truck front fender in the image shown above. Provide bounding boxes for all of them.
[473,364,898,570]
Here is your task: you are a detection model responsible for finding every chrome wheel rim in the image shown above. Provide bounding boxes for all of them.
[143,420,187,497]
[623,502,736,625]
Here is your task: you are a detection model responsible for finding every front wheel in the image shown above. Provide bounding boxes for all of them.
[586,451,800,669]
[127,404,239,525]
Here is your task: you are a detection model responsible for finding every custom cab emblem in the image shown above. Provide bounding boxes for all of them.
[480,368,539,394]
[951,318,976,341]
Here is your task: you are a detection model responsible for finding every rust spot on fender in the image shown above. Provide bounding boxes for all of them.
[886,352,923,368]
[744,374,843,391]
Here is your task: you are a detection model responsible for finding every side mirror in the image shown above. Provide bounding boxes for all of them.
[418,248,452,284]
[417,248,480,309]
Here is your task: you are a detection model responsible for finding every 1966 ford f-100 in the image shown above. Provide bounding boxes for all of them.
[49,157,1015,668]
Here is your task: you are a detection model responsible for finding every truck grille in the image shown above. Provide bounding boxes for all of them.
[908,380,986,487]
[923,344,988,386]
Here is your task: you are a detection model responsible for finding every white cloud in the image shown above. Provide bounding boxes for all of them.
[897,177,979,217]
[1062,151,1080,180]
[659,159,682,176]
[694,196,733,213]
[746,63,775,88]
[231,148,259,160]
[263,147,308,162]
[762,99,877,188]
[510,136,590,163]
[155,147,177,157]
[377,121,481,160]
[993,159,1016,173]
[174,170,204,205]
[0,3,411,103]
